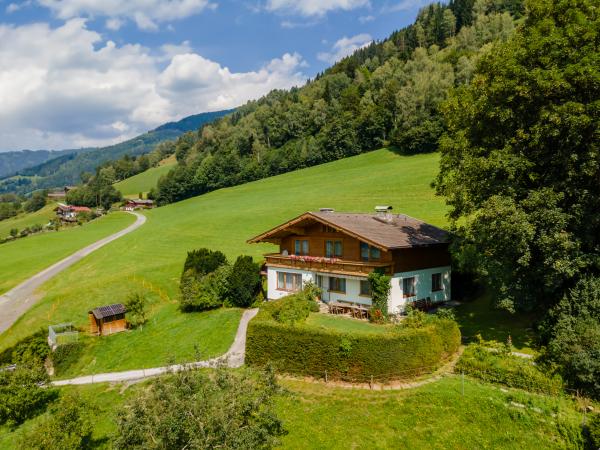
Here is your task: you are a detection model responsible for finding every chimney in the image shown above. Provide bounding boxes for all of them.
[375,205,393,223]
[319,208,335,213]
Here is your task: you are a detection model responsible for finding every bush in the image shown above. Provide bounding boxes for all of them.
[588,413,600,449]
[544,275,600,399]
[181,248,227,281]
[180,265,232,312]
[51,342,85,376]
[456,344,564,395]
[247,300,460,381]
[0,329,50,366]
[113,367,285,449]
[0,363,56,427]
[228,255,261,308]
[125,292,147,328]
[20,392,93,450]
[368,272,391,321]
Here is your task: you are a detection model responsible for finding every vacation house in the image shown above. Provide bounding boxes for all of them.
[123,199,155,211]
[54,203,91,222]
[248,207,451,314]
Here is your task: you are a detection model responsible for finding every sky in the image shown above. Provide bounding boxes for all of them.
[0,0,427,152]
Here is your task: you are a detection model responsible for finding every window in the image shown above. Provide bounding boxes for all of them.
[360,280,371,296]
[322,225,337,233]
[403,277,416,297]
[329,277,346,293]
[325,240,343,258]
[432,273,443,292]
[360,242,381,261]
[277,272,302,292]
[294,239,309,255]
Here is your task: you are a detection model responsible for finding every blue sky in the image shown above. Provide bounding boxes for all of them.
[0,0,426,151]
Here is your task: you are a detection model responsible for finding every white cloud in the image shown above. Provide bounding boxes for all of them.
[382,0,430,13]
[37,0,217,30]
[0,20,307,151]
[105,18,124,31]
[266,0,369,17]
[317,33,372,64]
[358,14,375,23]
[6,1,32,13]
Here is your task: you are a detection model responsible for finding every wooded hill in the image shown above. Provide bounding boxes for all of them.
[152,0,523,205]
[0,110,233,195]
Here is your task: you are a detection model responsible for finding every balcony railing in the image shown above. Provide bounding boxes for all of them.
[264,253,392,276]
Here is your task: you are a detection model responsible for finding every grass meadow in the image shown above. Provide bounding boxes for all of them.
[0,202,57,238]
[114,155,176,197]
[0,149,446,364]
[0,212,135,295]
[0,376,585,449]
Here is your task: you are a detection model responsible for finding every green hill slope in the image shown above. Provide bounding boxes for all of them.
[0,212,136,295]
[0,202,57,239]
[0,149,445,372]
[114,156,177,197]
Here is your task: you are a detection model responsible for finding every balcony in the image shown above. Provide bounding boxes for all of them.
[264,253,392,276]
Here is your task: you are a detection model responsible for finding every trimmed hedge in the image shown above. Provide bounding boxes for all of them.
[456,344,564,395]
[246,301,461,381]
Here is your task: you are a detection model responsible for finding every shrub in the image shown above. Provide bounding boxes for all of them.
[20,392,93,450]
[247,301,460,381]
[197,264,232,310]
[181,248,227,281]
[368,272,391,321]
[0,363,56,427]
[125,292,147,329]
[113,367,285,449]
[9,228,17,237]
[0,329,50,366]
[588,413,600,449]
[228,255,261,308]
[456,344,564,395]
[51,342,85,376]
[544,275,600,399]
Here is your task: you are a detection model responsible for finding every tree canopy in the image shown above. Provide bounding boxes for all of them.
[435,0,599,313]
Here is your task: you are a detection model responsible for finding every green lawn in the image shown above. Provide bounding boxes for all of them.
[0,212,136,296]
[114,155,176,197]
[0,376,585,449]
[305,312,393,334]
[0,149,446,361]
[454,294,538,354]
[0,202,57,238]
[55,307,242,379]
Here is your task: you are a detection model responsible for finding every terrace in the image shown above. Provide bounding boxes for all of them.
[264,253,392,277]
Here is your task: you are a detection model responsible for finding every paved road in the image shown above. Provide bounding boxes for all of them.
[53,308,259,386]
[0,212,146,335]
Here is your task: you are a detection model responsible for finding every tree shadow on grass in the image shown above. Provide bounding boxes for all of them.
[453,293,539,353]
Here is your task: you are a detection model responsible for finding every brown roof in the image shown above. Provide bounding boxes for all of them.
[248,211,449,250]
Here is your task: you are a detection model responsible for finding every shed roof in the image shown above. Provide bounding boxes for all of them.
[248,211,449,250]
[89,303,126,320]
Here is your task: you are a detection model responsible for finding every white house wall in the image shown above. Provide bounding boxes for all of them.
[267,265,451,315]
[388,266,451,314]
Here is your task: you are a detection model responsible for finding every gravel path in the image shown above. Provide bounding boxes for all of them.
[0,212,146,335]
[53,308,259,386]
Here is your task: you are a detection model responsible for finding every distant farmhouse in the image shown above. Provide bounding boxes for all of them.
[123,199,155,211]
[54,203,91,222]
[249,207,451,314]
[47,186,75,200]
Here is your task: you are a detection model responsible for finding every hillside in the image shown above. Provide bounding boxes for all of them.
[0,110,233,195]
[0,149,77,179]
[0,149,444,367]
[114,155,177,197]
[0,212,135,295]
[0,202,57,239]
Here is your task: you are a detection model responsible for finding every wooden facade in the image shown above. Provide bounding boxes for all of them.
[88,304,127,336]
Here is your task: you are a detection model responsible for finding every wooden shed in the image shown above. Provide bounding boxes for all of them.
[88,303,127,336]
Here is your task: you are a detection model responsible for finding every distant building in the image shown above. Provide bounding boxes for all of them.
[54,203,92,222]
[47,186,75,200]
[123,199,155,211]
[248,206,451,314]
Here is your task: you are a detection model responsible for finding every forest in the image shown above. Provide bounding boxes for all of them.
[150,0,523,205]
